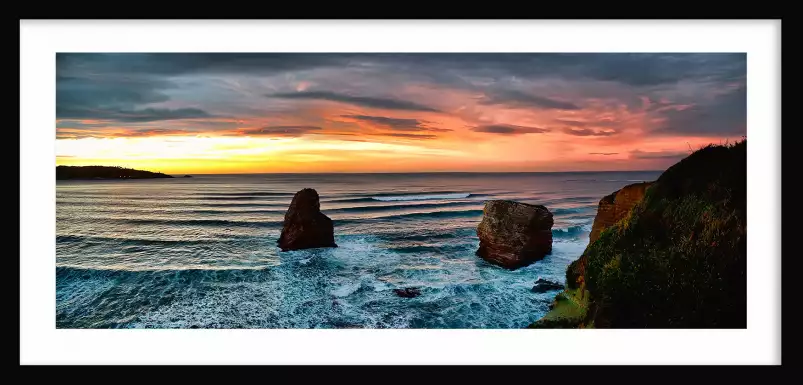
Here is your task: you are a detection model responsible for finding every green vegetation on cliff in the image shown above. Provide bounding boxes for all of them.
[535,140,746,328]
[529,288,591,328]
[56,166,174,180]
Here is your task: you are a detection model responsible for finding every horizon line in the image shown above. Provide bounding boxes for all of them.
[173,170,665,175]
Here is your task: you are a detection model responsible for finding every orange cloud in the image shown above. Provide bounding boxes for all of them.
[55,53,746,173]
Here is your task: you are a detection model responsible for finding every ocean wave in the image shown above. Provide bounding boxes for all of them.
[57,200,290,208]
[329,201,479,214]
[193,202,288,208]
[61,207,288,215]
[370,190,471,198]
[546,196,598,203]
[192,192,294,197]
[552,224,593,238]
[56,173,623,329]
[198,196,290,201]
[551,207,587,215]
[373,193,471,202]
[62,212,488,231]
[56,234,261,246]
[381,227,476,242]
[364,209,483,221]
[321,197,376,204]
[388,243,477,254]
[59,191,296,198]
[95,218,284,228]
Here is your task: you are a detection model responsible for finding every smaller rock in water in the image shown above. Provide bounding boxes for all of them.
[531,278,564,293]
[278,188,337,251]
[394,287,422,298]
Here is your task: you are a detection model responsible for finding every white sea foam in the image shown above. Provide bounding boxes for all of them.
[57,173,633,329]
[331,281,361,297]
[372,193,470,202]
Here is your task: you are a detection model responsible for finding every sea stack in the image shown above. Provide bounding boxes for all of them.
[476,200,553,269]
[588,181,653,244]
[277,188,337,251]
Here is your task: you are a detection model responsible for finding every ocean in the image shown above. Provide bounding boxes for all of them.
[56,171,660,328]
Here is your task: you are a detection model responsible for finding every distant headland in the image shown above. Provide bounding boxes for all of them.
[56,166,174,180]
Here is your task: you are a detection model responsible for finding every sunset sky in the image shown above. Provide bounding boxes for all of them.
[55,53,746,174]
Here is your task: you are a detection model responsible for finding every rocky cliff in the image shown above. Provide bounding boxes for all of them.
[532,140,746,328]
[277,188,337,251]
[476,200,553,269]
[588,181,653,244]
[565,181,653,291]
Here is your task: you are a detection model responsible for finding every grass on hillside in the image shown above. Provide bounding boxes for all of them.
[532,140,746,329]
[528,288,591,328]
[583,140,746,328]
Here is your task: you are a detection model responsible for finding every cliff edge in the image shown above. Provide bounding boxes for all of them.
[588,181,653,244]
[532,140,746,328]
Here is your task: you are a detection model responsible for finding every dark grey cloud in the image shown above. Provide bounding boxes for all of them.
[344,53,746,87]
[555,119,619,128]
[563,127,618,137]
[122,128,193,137]
[238,125,322,137]
[471,124,550,135]
[653,85,746,136]
[57,53,746,88]
[57,72,217,122]
[57,75,171,106]
[56,53,344,77]
[480,89,580,110]
[340,114,451,132]
[57,106,212,122]
[543,53,746,86]
[379,133,438,140]
[269,91,440,112]
[56,120,111,129]
[589,152,619,155]
[56,53,746,138]
[630,149,691,159]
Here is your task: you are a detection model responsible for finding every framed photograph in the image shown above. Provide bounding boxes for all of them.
[20,19,782,365]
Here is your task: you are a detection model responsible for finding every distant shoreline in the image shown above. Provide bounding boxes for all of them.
[150,170,664,176]
[56,166,174,180]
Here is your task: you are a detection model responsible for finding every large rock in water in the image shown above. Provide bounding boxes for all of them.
[588,181,653,244]
[277,188,337,251]
[476,200,553,269]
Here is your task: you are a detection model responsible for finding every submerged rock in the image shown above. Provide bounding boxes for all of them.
[277,188,337,251]
[393,287,421,298]
[476,200,553,269]
[531,278,564,293]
